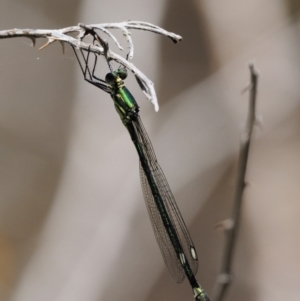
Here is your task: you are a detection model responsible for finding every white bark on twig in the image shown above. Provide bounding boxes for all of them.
[0,21,182,111]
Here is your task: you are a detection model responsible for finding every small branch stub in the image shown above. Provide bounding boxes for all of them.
[216,273,232,285]
[215,219,235,231]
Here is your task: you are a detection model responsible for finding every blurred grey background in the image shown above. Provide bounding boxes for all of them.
[0,1,300,301]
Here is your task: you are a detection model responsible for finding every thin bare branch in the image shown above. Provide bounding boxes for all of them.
[0,21,182,111]
[212,62,259,301]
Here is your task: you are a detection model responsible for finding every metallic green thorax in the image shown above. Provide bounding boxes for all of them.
[106,70,139,125]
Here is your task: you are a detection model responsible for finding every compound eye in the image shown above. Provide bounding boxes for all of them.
[118,68,127,80]
[105,73,116,84]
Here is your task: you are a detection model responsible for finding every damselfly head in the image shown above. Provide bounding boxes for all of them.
[105,68,128,85]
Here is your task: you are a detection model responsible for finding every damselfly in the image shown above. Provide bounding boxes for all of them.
[72,41,210,301]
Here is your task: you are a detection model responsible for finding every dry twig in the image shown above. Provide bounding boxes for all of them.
[212,63,259,301]
[0,21,182,111]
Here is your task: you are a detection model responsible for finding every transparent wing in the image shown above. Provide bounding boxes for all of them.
[139,164,185,282]
[134,116,199,281]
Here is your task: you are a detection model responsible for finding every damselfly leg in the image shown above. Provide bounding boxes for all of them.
[72,46,111,93]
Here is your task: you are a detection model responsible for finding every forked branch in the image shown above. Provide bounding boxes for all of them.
[212,63,259,301]
[0,21,182,111]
